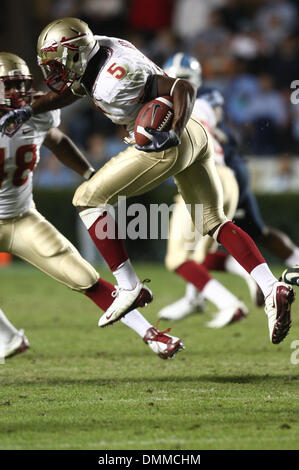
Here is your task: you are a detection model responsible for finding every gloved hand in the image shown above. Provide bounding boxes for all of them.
[135,127,181,152]
[0,105,33,137]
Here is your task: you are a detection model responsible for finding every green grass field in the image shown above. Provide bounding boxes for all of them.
[0,262,298,450]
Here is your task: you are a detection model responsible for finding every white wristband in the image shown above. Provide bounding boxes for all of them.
[83,167,96,180]
[170,78,181,97]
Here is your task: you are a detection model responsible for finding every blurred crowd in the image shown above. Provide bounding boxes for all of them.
[2,0,299,187]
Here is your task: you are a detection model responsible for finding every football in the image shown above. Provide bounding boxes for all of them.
[134,95,174,147]
[281,266,299,286]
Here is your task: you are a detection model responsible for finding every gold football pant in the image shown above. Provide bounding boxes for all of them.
[165,165,239,271]
[0,208,99,291]
[73,116,227,236]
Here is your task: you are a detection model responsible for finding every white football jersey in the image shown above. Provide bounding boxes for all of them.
[88,36,165,131]
[0,110,60,218]
[192,98,225,166]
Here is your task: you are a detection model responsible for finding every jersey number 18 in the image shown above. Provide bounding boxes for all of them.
[0,144,37,188]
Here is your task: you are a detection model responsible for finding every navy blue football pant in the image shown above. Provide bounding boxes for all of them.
[226,154,265,239]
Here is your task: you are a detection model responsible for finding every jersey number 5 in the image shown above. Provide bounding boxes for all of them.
[0,144,37,189]
[107,62,127,80]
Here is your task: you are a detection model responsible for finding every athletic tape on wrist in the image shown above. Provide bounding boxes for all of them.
[83,168,96,180]
[170,79,181,97]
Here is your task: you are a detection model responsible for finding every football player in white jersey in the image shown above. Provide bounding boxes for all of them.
[0,18,295,346]
[0,52,184,360]
[161,53,299,323]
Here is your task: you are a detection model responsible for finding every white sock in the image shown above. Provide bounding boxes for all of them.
[121,309,152,338]
[250,263,277,298]
[113,259,139,290]
[0,308,20,343]
[185,282,199,301]
[285,248,299,267]
[224,254,261,300]
[202,279,239,309]
[79,207,105,230]
[225,255,251,281]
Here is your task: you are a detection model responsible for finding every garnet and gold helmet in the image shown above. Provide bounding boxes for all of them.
[0,52,33,110]
[37,17,99,94]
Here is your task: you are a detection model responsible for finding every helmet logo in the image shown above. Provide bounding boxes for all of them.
[41,33,87,53]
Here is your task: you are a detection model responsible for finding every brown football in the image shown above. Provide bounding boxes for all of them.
[134,95,174,147]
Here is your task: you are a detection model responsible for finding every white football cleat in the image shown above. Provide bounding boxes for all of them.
[205,301,248,328]
[143,326,184,359]
[158,294,206,321]
[265,281,295,344]
[98,281,153,327]
[4,330,30,358]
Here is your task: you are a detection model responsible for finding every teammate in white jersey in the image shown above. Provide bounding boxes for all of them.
[0,18,295,346]
[0,52,184,360]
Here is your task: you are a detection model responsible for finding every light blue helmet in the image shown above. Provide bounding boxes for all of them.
[197,87,225,108]
[163,53,202,89]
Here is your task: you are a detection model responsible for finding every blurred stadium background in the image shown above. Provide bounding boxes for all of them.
[1,0,299,266]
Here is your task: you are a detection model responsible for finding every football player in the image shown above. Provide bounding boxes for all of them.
[159,55,263,321]
[158,57,248,327]
[0,52,184,360]
[162,53,299,318]
[203,89,299,273]
[0,18,295,345]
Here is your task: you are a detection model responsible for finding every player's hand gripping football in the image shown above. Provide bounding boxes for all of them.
[135,127,181,152]
[0,105,32,137]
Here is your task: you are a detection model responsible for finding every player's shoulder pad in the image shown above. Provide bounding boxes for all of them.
[95,35,136,51]
[95,56,132,104]
[193,98,216,129]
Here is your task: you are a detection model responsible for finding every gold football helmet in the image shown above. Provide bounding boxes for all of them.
[37,17,99,94]
[0,52,33,110]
